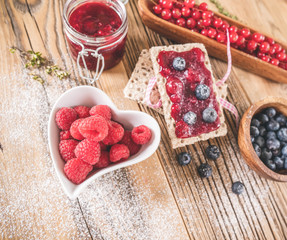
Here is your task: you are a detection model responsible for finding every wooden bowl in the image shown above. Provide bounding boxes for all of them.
[238,97,287,182]
[138,0,287,84]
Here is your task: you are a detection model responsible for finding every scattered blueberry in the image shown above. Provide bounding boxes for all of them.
[251,118,260,128]
[202,107,217,123]
[254,136,265,148]
[177,152,192,166]
[275,114,287,126]
[266,138,280,150]
[281,145,287,156]
[257,113,269,124]
[266,131,276,139]
[261,148,272,161]
[195,84,210,100]
[265,160,276,171]
[173,57,186,71]
[258,126,267,136]
[198,163,212,178]
[283,156,287,170]
[273,157,284,169]
[205,145,220,160]
[277,128,287,142]
[232,181,245,195]
[183,111,197,125]
[250,126,259,137]
[264,107,277,118]
[253,143,261,157]
[266,119,280,131]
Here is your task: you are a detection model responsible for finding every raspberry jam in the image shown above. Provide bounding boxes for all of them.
[63,0,127,72]
[158,48,221,138]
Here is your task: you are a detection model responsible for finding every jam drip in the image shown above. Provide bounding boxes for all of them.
[158,48,221,138]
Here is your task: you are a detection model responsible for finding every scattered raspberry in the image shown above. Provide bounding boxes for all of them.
[56,107,78,130]
[59,139,78,162]
[103,121,124,145]
[64,158,93,184]
[75,139,101,165]
[99,141,108,151]
[94,151,111,169]
[89,105,112,120]
[131,125,152,145]
[79,116,108,142]
[109,144,130,162]
[70,118,85,140]
[120,131,141,155]
[60,130,72,140]
[73,105,90,118]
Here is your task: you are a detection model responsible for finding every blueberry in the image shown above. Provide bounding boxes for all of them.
[195,84,210,100]
[250,126,259,137]
[251,136,255,143]
[265,160,276,171]
[202,107,217,123]
[252,143,261,157]
[274,156,284,169]
[266,138,280,150]
[275,114,287,126]
[198,163,212,178]
[266,119,280,131]
[173,57,186,71]
[277,128,287,142]
[272,149,281,157]
[183,111,197,125]
[258,126,267,136]
[205,145,220,160]
[283,156,287,169]
[257,113,269,124]
[281,145,287,156]
[177,152,192,166]
[254,136,265,148]
[261,148,272,161]
[232,181,245,195]
[266,131,276,139]
[251,118,261,128]
[264,107,277,118]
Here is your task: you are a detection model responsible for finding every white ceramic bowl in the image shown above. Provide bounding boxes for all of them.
[48,86,161,199]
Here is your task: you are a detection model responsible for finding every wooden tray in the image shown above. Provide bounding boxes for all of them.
[138,0,287,84]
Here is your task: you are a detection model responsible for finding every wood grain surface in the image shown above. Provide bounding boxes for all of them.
[1,0,287,239]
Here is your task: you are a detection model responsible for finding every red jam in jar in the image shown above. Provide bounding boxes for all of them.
[63,0,127,71]
[158,48,221,138]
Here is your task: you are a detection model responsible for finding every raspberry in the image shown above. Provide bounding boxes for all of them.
[102,121,124,145]
[79,116,108,142]
[94,151,111,169]
[59,139,78,162]
[56,107,78,130]
[89,105,112,120]
[119,131,141,155]
[109,144,130,162]
[60,130,72,140]
[74,105,90,118]
[131,125,152,145]
[70,118,85,140]
[64,158,93,184]
[99,141,108,151]
[75,139,101,165]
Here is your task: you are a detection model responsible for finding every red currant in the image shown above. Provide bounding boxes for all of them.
[279,62,287,70]
[221,21,230,31]
[213,18,223,28]
[202,18,211,27]
[160,0,173,9]
[247,40,257,51]
[172,8,182,19]
[229,25,238,33]
[273,43,282,53]
[197,19,204,29]
[153,4,162,15]
[259,41,270,53]
[161,9,172,20]
[270,58,279,66]
[191,28,199,33]
[229,32,239,43]
[199,2,208,11]
[266,37,275,45]
[168,18,176,24]
[252,33,265,43]
[240,28,251,38]
[269,45,276,55]
[181,7,191,17]
[176,18,186,27]
[201,29,208,37]
[174,1,184,9]
[261,55,270,62]
[216,32,226,43]
[276,52,286,61]
[191,9,201,20]
[236,36,245,46]
[201,11,213,19]
[186,18,196,29]
[183,0,195,8]
[208,28,217,39]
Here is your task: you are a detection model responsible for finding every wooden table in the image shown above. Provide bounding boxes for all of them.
[1,0,287,239]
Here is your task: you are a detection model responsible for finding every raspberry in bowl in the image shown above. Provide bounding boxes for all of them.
[48,86,160,199]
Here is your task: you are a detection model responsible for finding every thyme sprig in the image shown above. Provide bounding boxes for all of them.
[10,47,70,84]
[209,0,238,20]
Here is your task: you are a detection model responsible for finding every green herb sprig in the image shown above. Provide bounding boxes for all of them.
[209,0,238,20]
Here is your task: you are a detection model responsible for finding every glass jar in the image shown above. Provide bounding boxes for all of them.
[63,0,128,83]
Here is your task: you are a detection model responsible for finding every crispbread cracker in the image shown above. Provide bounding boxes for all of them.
[124,49,163,114]
[150,43,227,148]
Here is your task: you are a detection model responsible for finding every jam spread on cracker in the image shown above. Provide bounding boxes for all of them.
[158,48,221,138]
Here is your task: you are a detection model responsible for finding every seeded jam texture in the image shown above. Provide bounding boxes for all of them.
[69,2,122,37]
[158,48,221,138]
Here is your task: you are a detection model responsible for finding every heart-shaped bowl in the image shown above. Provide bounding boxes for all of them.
[48,86,161,199]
